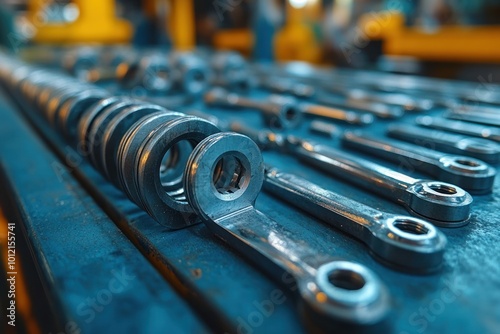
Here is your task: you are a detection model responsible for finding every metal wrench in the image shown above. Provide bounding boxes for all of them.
[186,112,473,225]
[445,110,500,127]
[387,124,500,165]
[286,136,473,226]
[204,88,302,130]
[342,131,496,195]
[316,93,404,119]
[300,103,374,125]
[415,116,500,143]
[327,86,435,112]
[263,166,446,273]
[258,78,316,99]
[184,132,390,331]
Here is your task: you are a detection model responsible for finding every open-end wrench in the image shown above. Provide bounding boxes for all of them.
[184,132,390,332]
[286,136,473,226]
[342,131,496,195]
[263,166,446,273]
[416,116,500,143]
[387,124,500,165]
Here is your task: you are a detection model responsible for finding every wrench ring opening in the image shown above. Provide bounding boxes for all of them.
[211,154,249,200]
[387,218,437,243]
[439,156,490,174]
[315,261,381,308]
[407,181,472,225]
[184,132,264,221]
[455,159,481,167]
[392,219,429,235]
[428,183,458,195]
[457,138,498,154]
[420,181,466,199]
[327,268,366,291]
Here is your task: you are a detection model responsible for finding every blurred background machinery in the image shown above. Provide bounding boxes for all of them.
[0,1,500,334]
[1,0,500,77]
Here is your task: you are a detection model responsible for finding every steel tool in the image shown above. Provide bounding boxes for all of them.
[259,78,316,99]
[309,120,338,138]
[316,94,404,119]
[387,124,500,165]
[264,166,447,273]
[416,116,500,143]
[327,86,435,112]
[184,113,474,226]
[204,88,302,130]
[184,132,390,331]
[287,136,473,226]
[300,102,374,125]
[445,110,500,127]
[342,131,496,195]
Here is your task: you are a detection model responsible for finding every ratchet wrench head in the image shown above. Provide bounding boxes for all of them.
[184,133,390,329]
[438,156,497,195]
[406,180,473,227]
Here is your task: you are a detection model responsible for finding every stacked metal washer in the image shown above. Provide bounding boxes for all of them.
[0,54,223,228]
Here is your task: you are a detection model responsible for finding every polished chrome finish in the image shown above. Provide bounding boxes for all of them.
[387,124,500,165]
[184,132,390,330]
[300,103,374,125]
[287,136,473,226]
[264,166,447,273]
[343,131,496,195]
[204,88,302,130]
[416,116,500,143]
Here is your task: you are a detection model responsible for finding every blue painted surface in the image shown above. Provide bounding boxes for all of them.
[0,90,209,334]
[1,80,499,334]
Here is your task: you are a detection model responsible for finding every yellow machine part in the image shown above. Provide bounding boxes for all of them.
[274,1,322,63]
[360,11,500,63]
[168,0,195,50]
[213,29,254,56]
[30,0,132,44]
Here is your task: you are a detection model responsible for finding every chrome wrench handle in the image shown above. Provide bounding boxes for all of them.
[342,131,496,195]
[184,133,390,330]
[415,116,500,143]
[204,88,302,130]
[299,103,374,125]
[287,136,472,226]
[263,167,447,273]
[387,124,500,165]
